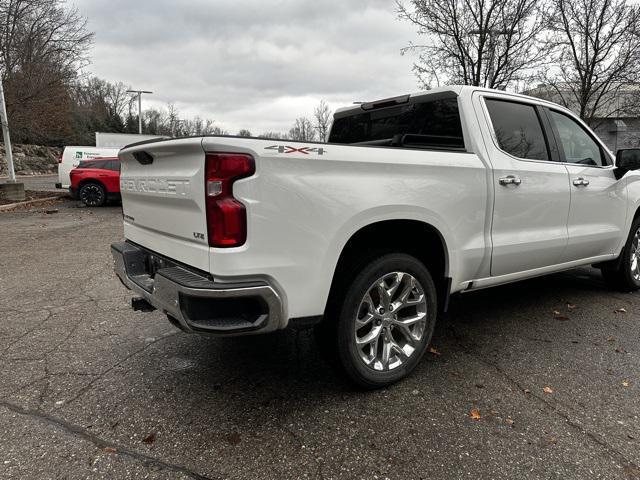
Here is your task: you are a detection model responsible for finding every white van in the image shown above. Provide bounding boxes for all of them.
[56,146,120,189]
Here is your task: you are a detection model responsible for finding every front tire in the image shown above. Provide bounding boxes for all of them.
[601,217,640,292]
[322,253,437,389]
[79,183,106,207]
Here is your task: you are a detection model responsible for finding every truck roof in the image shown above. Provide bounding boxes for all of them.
[334,85,565,117]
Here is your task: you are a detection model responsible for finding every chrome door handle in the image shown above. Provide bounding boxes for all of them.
[573,177,589,187]
[499,175,522,186]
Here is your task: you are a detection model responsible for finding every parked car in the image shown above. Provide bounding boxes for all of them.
[56,146,120,189]
[110,86,640,388]
[70,157,120,207]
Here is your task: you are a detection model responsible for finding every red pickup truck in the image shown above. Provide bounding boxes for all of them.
[69,157,120,207]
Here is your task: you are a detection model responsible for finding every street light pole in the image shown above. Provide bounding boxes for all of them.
[0,75,16,182]
[127,89,153,134]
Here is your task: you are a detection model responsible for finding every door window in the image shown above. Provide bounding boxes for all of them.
[485,99,550,161]
[548,110,606,167]
[106,161,121,171]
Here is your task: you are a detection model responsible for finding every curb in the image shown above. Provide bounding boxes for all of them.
[0,195,65,212]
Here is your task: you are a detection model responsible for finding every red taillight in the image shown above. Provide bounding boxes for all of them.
[205,153,255,247]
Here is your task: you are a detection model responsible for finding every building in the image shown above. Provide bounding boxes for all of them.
[524,84,640,152]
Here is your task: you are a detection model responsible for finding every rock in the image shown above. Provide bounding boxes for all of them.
[0,142,61,175]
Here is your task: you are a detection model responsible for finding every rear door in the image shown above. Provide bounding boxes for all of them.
[544,109,627,261]
[476,94,571,276]
[118,139,210,271]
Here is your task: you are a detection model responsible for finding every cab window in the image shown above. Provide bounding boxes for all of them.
[548,110,607,167]
[485,99,550,161]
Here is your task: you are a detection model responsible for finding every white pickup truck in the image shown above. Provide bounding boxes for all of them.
[111,86,640,388]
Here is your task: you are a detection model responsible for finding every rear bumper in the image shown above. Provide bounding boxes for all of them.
[111,241,284,336]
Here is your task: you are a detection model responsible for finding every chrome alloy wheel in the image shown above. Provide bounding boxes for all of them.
[631,228,640,282]
[354,272,427,371]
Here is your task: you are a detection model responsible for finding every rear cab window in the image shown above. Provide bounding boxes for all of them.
[329,94,465,151]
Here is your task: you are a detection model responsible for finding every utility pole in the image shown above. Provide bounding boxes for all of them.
[470,29,511,88]
[127,89,153,134]
[0,75,16,182]
[0,73,24,201]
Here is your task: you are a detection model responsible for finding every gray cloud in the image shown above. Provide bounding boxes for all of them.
[75,0,419,134]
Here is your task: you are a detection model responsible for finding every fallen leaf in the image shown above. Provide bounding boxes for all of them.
[475,383,484,389]
[226,432,241,445]
[543,386,553,394]
[622,380,630,387]
[548,436,557,445]
[523,389,531,394]
[505,418,515,426]
[428,346,441,356]
[553,310,570,321]
[142,433,156,444]
[615,308,627,314]
[567,303,577,310]
[470,408,481,420]
[623,466,640,478]
[103,447,117,454]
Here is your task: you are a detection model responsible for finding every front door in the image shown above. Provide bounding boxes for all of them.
[478,96,571,277]
[545,109,627,261]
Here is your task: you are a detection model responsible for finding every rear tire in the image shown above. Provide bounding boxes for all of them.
[318,253,437,389]
[601,217,640,292]
[79,183,106,207]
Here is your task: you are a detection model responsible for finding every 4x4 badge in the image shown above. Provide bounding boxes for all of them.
[265,145,326,155]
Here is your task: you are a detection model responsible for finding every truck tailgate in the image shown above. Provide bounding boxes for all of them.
[118,139,210,271]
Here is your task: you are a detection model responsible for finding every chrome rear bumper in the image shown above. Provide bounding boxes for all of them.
[111,241,284,336]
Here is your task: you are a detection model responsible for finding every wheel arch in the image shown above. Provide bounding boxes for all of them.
[78,178,106,190]
[325,218,450,314]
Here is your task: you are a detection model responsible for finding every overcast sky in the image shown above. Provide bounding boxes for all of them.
[73,0,420,134]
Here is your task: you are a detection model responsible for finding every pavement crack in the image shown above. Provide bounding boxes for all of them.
[452,329,640,471]
[0,399,218,480]
[59,333,178,408]
[1,309,52,354]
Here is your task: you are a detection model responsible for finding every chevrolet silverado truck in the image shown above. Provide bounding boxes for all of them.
[111,86,640,388]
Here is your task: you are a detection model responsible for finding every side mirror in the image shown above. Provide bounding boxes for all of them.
[616,149,640,171]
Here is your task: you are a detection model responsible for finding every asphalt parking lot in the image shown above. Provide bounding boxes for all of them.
[1,205,639,479]
[0,174,61,193]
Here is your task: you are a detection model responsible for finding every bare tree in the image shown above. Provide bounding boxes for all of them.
[538,0,640,125]
[397,0,547,89]
[237,129,252,137]
[211,126,229,136]
[289,117,316,141]
[0,0,93,144]
[258,131,288,139]
[313,100,331,142]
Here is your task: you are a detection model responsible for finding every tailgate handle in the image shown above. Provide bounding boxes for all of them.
[133,151,154,165]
